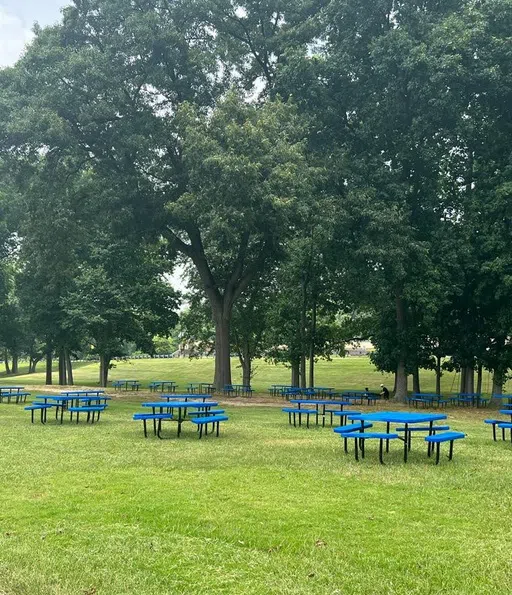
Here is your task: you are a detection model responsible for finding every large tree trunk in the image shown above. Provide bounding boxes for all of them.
[492,370,504,396]
[435,356,442,395]
[65,349,74,385]
[412,366,420,394]
[29,356,42,374]
[460,367,466,394]
[4,350,10,375]
[213,312,232,390]
[58,349,67,386]
[300,354,306,389]
[236,340,252,387]
[308,299,316,388]
[11,352,19,375]
[476,363,483,394]
[395,295,407,401]
[46,349,53,385]
[241,357,251,387]
[99,354,111,387]
[291,358,300,387]
[464,365,474,394]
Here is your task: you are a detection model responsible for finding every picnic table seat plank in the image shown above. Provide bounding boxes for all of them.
[190,414,228,438]
[424,431,466,464]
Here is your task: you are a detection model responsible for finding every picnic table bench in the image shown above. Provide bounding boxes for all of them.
[424,431,466,464]
[69,405,105,424]
[191,414,229,438]
[0,391,31,404]
[133,412,173,438]
[25,403,54,424]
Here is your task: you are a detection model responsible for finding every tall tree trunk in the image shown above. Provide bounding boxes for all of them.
[58,349,67,386]
[11,352,18,375]
[4,350,10,375]
[213,311,232,390]
[300,354,306,389]
[65,349,74,385]
[29,356,42,374]
[435,355,442,395]
[291,358,300,387]
[46,349,53,385]
[492,370,504,396]
[300,280,307,389]
[460,367,466,394]
[412,366,420,394]
[237,340,252,387]
[476,363,483,394]
[99,354,111,387]
[464,365,474,394]
[395,295,407,401]
[241,358,251,387]
[308,299,316,388]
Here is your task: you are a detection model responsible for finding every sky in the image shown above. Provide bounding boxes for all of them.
[0,1,69,67]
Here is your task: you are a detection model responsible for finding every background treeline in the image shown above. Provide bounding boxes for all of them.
[0,0,511,394]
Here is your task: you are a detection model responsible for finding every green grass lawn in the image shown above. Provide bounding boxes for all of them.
[2,355,510,395]
[0,398,511,594]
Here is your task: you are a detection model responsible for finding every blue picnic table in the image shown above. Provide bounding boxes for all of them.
[142,400,219,437]
[0,386,30,403]
[33,394,110,422]
[453,393,489,407]
[342,390,380,405]
[149,380,177,392]
[289,399,352,427]
[186,382,215,394]
[112,379,140,391]
[160,393,213,402]
[409,393,448,408]
[494,394,512,405]
[347,411,448,462]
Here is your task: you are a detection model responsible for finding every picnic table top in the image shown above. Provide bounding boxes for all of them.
[142,401,219,408]
[60,390,105,395]
[150,380,176,384]
[499,410,512,415]
[161,393,213,399]
[0,386,24,390]
[290,399,351,406]
[348,411,448,424]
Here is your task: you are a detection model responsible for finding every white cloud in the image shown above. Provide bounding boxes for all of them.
[0,6,35,67]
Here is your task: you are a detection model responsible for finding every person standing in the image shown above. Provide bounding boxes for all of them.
[380,384,390,399]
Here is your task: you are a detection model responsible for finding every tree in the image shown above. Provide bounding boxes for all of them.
[63,239,179,387]
[9,3,312,389]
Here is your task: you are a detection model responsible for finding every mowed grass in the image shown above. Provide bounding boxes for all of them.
[0,398,511,594]
[3,355,511,395]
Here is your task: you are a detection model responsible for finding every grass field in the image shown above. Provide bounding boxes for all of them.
[0,398,511,594]
[2,355,511,395]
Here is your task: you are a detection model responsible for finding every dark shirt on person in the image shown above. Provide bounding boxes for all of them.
[381,386,390,399]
